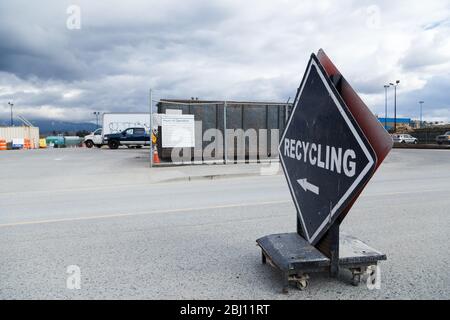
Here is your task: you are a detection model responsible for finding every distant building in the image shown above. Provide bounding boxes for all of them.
[377,117,411,130]
[410,120,421,129]
[0,126,40,148]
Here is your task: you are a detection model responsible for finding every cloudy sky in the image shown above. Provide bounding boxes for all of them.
[0,0,449,123]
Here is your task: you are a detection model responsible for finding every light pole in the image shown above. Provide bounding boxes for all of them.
[419,101,424,128]
[8,102,14,126]
[389,80,400,132]
[384,85,390,130]
[149,88,153,168]
[93,112,100,128]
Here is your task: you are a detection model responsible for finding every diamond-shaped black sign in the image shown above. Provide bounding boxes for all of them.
[279,54,377,245]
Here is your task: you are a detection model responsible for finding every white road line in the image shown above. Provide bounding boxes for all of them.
[0,188,444,228]
[0,200,292,228]
[0,186,444,199]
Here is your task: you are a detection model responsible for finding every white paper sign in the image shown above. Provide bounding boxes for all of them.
[162,114,195,148]
[165,109,183,115]
[12,138,24,146]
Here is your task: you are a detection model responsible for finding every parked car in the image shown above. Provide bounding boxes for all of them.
[84,128,103,148]
[392,134,418,144]
[436,131,450,145]
[103,127,150,149]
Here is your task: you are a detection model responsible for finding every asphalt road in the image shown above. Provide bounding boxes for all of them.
[0,148,449,299]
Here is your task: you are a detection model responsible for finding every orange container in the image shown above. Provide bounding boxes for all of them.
[24,138,30,150]
[0,139,7,150]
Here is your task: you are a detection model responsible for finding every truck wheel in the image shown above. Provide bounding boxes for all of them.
[108,140,119,149]
[95,144,102,148]
[85,140,94,148]
[351,274,361,286]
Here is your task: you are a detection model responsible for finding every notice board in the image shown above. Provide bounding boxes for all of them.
[161,114,195,148]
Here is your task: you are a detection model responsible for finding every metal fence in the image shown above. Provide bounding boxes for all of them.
[411,126,450,144]
[156,100,292,163]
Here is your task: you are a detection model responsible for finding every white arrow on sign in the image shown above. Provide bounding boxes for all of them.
[297,178,320,195]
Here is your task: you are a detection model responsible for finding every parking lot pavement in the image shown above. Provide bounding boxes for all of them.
[0,148,449,299]
[0,148,280,194]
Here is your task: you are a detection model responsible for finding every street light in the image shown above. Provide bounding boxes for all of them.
[93,111,100,128]
[8,102,14,126]
[389,80,400,132]
[384,85,390,130]
[419,101,424,128]
[149,88,153,168]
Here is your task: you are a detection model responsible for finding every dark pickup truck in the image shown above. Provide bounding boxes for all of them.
[104,127,150,149]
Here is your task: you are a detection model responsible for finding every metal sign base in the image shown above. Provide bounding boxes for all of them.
[256,232,386,293]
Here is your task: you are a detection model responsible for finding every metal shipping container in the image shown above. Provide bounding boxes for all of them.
[0,126,39,149]
[157,100,292,161]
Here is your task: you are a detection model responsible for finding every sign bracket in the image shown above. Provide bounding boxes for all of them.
[315,222,340,277]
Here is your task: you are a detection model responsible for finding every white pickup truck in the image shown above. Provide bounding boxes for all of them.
[84,128,103,148]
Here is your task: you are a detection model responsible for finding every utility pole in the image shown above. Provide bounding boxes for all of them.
[8,102,14,126]
[149,88,153,168]
[419,101,424,128]
[223,101,228,164]
[93,112,100,128]
[384,85,390,130]
[389,80,400,132]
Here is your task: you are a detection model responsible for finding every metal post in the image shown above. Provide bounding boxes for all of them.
[315,221,340,277]
[93,112,100,128]
[390,80,400,133]
[384,85,389,130]
[150,88,153,168]
[8,102,14,126]
[394,85,397,132]
[419,101,424,128]
[223,101,228,164]
[329,223,340,278]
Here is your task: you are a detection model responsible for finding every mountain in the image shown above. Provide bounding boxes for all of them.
[0,119,98,134]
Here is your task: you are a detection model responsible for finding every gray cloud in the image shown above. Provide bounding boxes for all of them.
[0,0,449,123]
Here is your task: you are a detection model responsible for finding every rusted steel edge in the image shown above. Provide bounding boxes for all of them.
[316,49,393,230]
